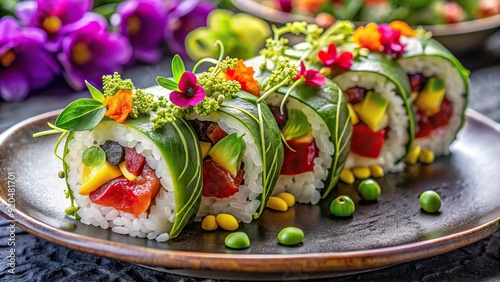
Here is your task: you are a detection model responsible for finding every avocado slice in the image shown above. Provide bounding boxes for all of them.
[208,133,246,178]
[415,77,446,116]
[353,91,389,132]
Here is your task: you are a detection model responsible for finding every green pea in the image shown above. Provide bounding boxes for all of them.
[82,146,106,167]
[224,232,250,249]
[330,195,355,217]
[358,179,381,201]
[277,227,304,246]
[419,190,441,213]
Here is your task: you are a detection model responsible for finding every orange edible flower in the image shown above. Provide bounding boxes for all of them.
[222,59,261,97]
[103,89,133,123]
[353,23,382,52]
[389,20,418,37]
[296,0,327,13]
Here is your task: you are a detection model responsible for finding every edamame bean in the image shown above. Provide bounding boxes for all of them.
[277,227,304,246]
[358,179,381,201]
[330,195,355,217]
[419,190,441,213]
[225,232,250,249]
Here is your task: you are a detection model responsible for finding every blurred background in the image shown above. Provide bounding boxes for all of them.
[1,0,500,122]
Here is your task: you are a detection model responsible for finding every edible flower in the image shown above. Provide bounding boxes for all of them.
[221,59,261,96]
[170,72,206,108]
[294,62,326,86]
[103,89,133,123]
[0,16,59,101]
[111,0,167,64]
[353,23,382,52]
[389,20,418,37]
[377,24,405,56]
[15,0,93,51]
[57,13,132,90]
[318,43,353,69]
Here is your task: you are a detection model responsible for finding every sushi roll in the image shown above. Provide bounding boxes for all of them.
[154,57,284,223]
[330,53,414,174]
[249,55,351,203]
[397,29,469,161]
[50,73,202,241]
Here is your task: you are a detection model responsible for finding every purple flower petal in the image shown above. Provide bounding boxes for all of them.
[178,72,197,92]
[0,71,30,101]
[304,70,326,86]
[14,1,37,26]
[170,90,192,108]
[188,85,206,106]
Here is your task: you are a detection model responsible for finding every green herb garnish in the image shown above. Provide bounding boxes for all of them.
[81,146,106,167]
[282,109,311,141]
[208,132,246,178]
[55,99,107,131]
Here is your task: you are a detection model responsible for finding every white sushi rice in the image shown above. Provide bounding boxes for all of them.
[65,121,176,242]
[190,114,263,223]
[334,72,410,172]
[266,94,333,205]
[398,56,466,156]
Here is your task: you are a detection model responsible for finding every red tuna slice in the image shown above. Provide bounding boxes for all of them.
[206,123,228,144]
[125,147,146,176]
[350,123,385,158]
[280,138,319,175]
[89,163,161,216]
[202,159,243,198]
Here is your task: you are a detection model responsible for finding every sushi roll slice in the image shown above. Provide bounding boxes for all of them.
[47,74,203,242]
[264,81,351,204]
[331,53,414,173]
[154,56,284,223]
[398,34,469,160]
[249,55,351,203]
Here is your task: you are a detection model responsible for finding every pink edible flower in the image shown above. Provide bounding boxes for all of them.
[318,43,353,69]
[170,71,205,108]
[294,61,326,86]
[377,24,405,56]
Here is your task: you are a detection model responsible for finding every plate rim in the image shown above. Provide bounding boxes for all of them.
[1,109,499,273]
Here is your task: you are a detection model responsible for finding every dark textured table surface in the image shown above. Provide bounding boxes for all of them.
[1,40,500,281]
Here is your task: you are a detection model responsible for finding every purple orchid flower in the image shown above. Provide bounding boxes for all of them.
[15,0,93,51]
[170,71,205,108]
[111,0,167,64]
[164,0,215,57]
[57,13,132,90]
[0,16,59,101]
[294,62,326,87]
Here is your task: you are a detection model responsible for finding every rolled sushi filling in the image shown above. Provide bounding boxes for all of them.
[65,121,176,242]
[267,94,334,204]
[400,56,466,156]
[335,72,409,171]
[190,116,263,223]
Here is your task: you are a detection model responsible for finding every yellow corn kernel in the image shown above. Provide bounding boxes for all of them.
[215,213,239,231]
[405,145,421,165]
[277,192,295,207]
[266,196,288,211]
[340,168,355,184]
[352,167,371,179]
[201,215,218,231]
[118,161,136,181]
[369,165,384,178]
[419,149,435,164]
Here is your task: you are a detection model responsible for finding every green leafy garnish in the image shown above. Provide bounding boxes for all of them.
[208,132,246,178]
[81,146,106,167]
[156,76,179,91]
[172,54,186,83]
[85,80,104,102]
[55,99,106,131]
[282,109,311,141]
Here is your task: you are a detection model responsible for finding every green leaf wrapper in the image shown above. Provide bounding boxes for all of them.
[63,116,203,240]
[218,91,285,218]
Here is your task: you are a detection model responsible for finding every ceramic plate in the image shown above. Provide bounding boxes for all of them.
[0,110,499,280]
[232,0,500,53]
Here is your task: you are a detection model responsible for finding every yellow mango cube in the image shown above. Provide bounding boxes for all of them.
[415,78,446,116]
[80,161,122,195]
[199,141,212,159]
[347,103,359,125]
[353,91,389,132]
